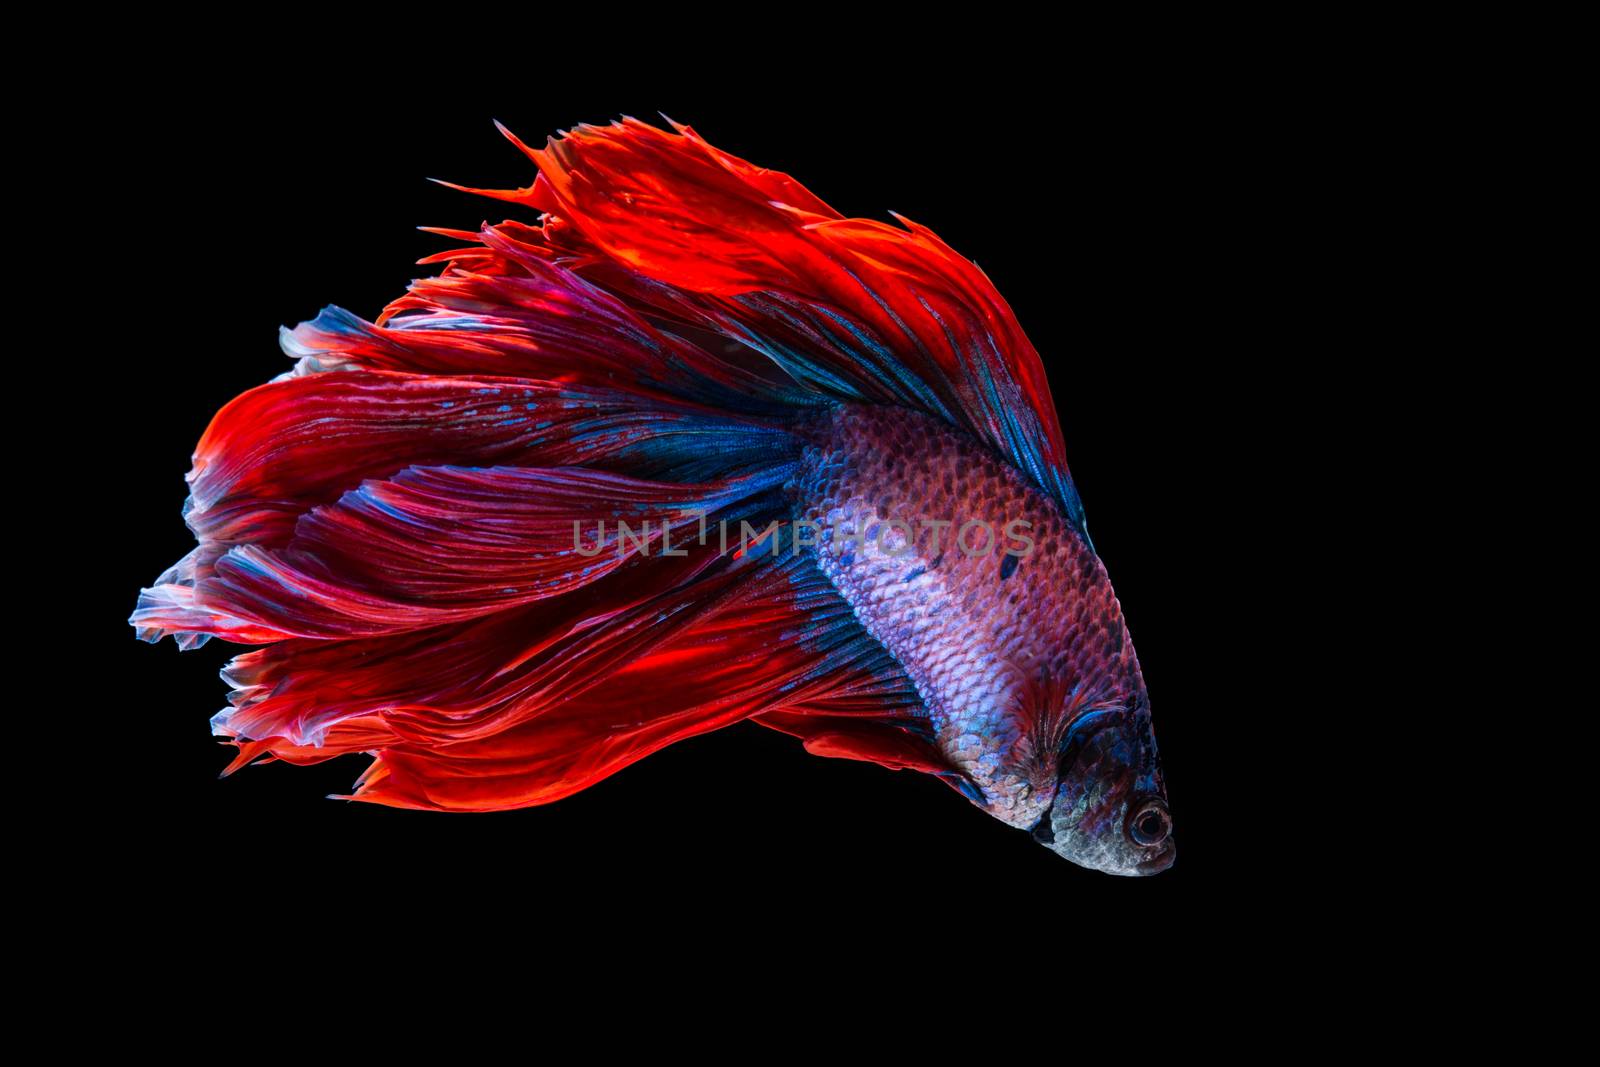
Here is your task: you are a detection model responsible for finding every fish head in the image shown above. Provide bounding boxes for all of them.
[1031,700,1174,876]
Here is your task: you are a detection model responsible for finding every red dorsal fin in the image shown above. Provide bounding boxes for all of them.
[468,117,1086,529]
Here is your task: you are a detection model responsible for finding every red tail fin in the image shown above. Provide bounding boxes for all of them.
[135,117,1071,809]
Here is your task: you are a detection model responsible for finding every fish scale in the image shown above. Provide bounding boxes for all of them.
[790,403,1143,828]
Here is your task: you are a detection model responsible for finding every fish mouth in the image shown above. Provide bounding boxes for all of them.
[1134,841,1177,875]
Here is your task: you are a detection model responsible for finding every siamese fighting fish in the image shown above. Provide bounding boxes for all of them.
[131,117,1174,875]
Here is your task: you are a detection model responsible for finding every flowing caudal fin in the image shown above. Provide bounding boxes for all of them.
[131,369,794,646]
[134,116,1054,808]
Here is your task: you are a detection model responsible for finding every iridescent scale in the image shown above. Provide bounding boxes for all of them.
[791,405,1143,827]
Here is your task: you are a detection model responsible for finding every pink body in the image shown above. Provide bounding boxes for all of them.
[793,405,1145,827]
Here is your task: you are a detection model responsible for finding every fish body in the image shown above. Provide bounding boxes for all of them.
[131,118,1174,875]
[792,403,1142,832]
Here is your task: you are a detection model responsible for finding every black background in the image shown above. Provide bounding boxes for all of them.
[89,60,1324,941]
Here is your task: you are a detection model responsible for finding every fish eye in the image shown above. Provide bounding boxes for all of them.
[1128,800,1171,847]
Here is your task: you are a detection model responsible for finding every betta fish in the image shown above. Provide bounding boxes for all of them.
[131,117,1174,875]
